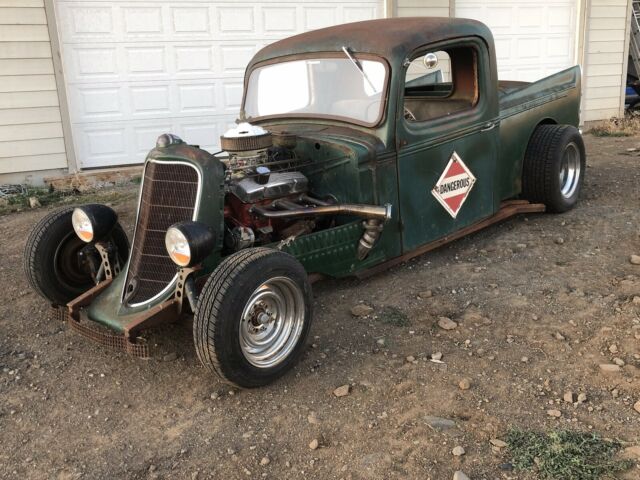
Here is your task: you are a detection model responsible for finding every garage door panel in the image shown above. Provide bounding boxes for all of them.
[127,46,167,78]
[171,6,211,35]
[179,121,222,152]
[457,0,575,82]
[344,6,378,22]
[218,6,255,34]
[222,82,243,112]
[57,0,382,168]
[220,45,258,74]
[75,117,227,168]
[57,4,115,41]
[69,78,250,123]
[263,7,297,34]
[133,123,173,155]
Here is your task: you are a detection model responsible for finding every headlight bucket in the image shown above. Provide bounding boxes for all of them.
[165,221,215,268]
[72,204,118,243]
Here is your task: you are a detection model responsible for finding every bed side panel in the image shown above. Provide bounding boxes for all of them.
[496,66,581,201]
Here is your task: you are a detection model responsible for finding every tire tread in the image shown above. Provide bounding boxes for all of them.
[522,124,585,213]
[23,206,75,305]
[193,248,310,388]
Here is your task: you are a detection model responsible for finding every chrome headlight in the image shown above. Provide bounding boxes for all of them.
[165,221,215,268]
[72,204,117,243]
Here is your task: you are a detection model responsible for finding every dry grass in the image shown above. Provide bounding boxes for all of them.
[588,114,640,137]
[506,429,633,480]
[0,184,138,216]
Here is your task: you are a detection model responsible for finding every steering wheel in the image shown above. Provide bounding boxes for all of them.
[403,107,416,122]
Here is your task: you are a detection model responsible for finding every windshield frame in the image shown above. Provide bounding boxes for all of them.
[241,52,391,128]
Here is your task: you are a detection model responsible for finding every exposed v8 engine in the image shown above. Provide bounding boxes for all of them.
[219,123,390,259]
[221,123,314,252]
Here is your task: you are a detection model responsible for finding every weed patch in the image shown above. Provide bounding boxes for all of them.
[506,429,632,480]
[378,306,409,326]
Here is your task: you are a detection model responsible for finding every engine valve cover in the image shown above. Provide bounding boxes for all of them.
[230,172,308,203]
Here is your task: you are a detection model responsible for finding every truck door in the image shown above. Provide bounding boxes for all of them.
[396,38,500,253]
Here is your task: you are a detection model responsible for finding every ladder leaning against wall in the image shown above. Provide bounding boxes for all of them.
[630,1,640,78]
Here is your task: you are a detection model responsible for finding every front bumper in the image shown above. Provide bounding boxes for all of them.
[61,278,182,358]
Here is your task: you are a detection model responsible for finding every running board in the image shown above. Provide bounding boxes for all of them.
[356,200,545,279]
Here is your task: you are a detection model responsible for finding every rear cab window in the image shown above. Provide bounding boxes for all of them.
[403,46,479,123]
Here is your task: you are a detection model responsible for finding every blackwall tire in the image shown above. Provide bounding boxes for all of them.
[193,248,312,388]
[23,206,129,306]
[522,124,586,213]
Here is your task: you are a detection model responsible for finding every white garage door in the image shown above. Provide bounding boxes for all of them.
[456,0,577,82]
[55,1,384,169]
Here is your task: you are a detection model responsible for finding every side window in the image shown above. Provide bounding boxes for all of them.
[403,46,478,122]
[405,51,452,94]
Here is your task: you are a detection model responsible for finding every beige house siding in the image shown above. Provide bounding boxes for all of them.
[0,0,67,180]
[581,0,632,122]
[395,0,450,18]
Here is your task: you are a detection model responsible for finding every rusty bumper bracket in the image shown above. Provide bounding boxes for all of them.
[51,301,150,359]
[60,267,194,358]
[67,313,150,358]
[61,278,169,359]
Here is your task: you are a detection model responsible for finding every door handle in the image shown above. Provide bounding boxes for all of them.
[480,122,497,132]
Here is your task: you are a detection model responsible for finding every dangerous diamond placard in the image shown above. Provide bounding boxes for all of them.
[431,151,476,219]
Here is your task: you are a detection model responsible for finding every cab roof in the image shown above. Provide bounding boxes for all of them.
[248,17,494,69]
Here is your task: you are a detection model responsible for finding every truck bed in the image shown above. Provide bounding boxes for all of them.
[495,66,582,203]
[498,66,581,115]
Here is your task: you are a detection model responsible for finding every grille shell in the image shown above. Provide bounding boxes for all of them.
[124,161,200,305]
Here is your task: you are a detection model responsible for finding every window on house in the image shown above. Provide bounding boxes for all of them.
[403,47,478,122]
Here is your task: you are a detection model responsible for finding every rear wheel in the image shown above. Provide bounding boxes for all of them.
[522,124,586,213]
[194,248,312,388]
[24,206,129,306]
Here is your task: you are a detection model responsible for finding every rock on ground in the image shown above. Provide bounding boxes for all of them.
[599,364,621,373]
[490,438,507,448]
[623,446,640,459]
[438,317,458,330]
[424,416,456,431]
[451,446,465,456]
[351,304,374,317]
[333,384,350,397]
[458,378,472,390]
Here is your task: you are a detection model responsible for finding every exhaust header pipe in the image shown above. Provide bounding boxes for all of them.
[251,197,392,261]
[251,202,392,221]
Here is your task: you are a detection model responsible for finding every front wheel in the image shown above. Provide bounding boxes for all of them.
[23,206,129,306]
[522,124,586,213]
[193,248,312,388]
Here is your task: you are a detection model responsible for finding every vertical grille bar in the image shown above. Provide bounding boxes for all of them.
[124,161,199,305]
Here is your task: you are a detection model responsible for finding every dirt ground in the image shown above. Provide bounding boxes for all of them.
[1,133,639,480]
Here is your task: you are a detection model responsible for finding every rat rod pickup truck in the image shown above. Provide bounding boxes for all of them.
[24,18,585,387]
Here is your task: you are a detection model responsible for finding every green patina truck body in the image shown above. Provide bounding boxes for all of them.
[24,18,586,387]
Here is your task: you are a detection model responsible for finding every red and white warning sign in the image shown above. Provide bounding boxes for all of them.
[431,151,476,219]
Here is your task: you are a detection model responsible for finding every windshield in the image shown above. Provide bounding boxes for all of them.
[243,56,388,126]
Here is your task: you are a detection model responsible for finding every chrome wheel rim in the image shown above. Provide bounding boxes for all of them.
[239,276,305,369]
[559,142,581,199]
